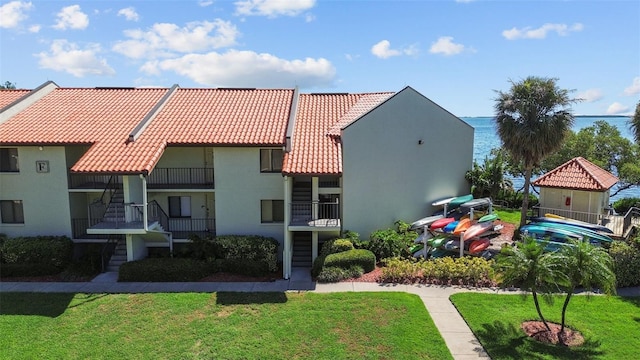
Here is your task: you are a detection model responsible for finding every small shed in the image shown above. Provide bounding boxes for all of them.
[532,157,618,223]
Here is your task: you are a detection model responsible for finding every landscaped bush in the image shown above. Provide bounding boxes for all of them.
[379,256,496,287]
[319,238,354,257]
[608,241,640,287]
[118,258,213,282]
[181,234,216,261]
[612,197,640,215]
[0,236,73,276]
[316,265,364,283]
[365,221,417,261]
[212,235,279,276]
[323,249,376,273]
[311,254,327,278]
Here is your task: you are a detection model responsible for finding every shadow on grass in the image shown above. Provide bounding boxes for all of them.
[475,320,604,359]
[216,292,288,305]
[617,295,640,310]
[0,292,74,317]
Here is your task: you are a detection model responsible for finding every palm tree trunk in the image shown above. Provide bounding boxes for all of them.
[532,290,551,331]
[560,289,573,335]
[519,166,533,227]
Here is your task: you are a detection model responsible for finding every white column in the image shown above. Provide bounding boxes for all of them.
[312,231,318,262]
[312,177,319,220]
[283,176,292,279]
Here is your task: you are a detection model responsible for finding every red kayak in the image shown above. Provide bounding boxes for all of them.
[430,217,455,230]
[469,239,490,254]
[463,221,494,241]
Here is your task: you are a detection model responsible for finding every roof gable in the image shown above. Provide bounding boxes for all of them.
[532,156,619,191]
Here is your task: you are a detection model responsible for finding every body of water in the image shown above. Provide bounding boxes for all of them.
[462,116,639,202]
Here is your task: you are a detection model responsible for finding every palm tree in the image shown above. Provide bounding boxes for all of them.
[631,101,640,145]
[496,236,565,331]
[494,77,579,227]
[552,240,616,340]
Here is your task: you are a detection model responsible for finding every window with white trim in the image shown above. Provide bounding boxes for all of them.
[168,196,191,218]
[260,149,283,173]
[261,200,284,223]
[1,200,24,224]
[0,148,19,172]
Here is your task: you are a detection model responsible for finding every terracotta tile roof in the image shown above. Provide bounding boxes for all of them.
[0,90,31,109]
[326,93,394,136]
[127,88,294,172]
[0,87,170,172]
[283,92,394,175]
[532,157,618,191]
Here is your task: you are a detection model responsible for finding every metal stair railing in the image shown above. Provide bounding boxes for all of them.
[622,207,640,238]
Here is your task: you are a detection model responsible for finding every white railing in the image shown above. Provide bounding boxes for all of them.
[532,206,605,225]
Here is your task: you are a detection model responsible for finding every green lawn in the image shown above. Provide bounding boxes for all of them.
[451,293,640,359]
[0,292,452,360]
[495,208,522,226]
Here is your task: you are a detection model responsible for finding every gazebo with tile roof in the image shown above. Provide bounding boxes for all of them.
[532,156,618,223]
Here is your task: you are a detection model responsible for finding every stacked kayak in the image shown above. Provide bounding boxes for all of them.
[521,216,614,252]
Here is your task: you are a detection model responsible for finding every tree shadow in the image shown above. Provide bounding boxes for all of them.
[216,292,288,305]
[0,292,75,317]
[475,320,604,359]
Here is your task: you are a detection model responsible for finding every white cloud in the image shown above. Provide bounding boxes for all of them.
[118,7,139,22]
[113,20,239,59]
[141,50,335,88]
[371,40,400,59]
[53,5,89,30]
[28,24,40,33]
[371,40,417,59]
[623,76,640,96]
[36,39,115,77]
[577,88,603,103]
[429,36,465,56]
[502,23,583,40]
[235,0,315,17]
[606,102,629,115]
[198,0,214,6]
[0,1,33,29]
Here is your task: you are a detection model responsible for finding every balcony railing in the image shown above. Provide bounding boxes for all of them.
[290,201,340,227]
[69,168,214,189]
[72,218,112,239]
[532,206,604,225]
[147,167,214,189]
[319,177,340,188]
[168,218,216,239]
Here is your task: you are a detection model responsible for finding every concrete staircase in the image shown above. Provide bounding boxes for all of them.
[292,182,312,223]
[106,238,127,272]
[103,189,125,223]
[292,232,312,267]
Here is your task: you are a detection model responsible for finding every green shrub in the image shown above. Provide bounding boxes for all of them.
[118,258,213,282]
[316,265,364,283]
[0,263,61,277]
[319,238,354,257]
[612,197,640,215]
[379,256,496,287]
[212,235,279,276]
[311,254,327,278]
[366,221,417,261]
[1,236,73,270]
[323,249,376,273]
[608,241,640,287]
[181,234,216,261]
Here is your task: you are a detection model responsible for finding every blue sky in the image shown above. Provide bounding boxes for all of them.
[1,0,638,116]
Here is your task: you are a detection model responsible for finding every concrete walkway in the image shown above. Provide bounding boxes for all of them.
[2,270,639,360]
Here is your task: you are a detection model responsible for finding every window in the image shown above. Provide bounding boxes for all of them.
[261,200,284,223]
[260,149,283,173]
[0,148,19,172]
[168,196,191,218]
[1,200,24,224]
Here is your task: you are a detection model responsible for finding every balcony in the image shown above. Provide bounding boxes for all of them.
[74,215,215,240]
[68,167,214,190]
[290,201,340,228]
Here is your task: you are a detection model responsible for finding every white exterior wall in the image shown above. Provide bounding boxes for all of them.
[341,88,473,239]
[0,146,72,237]
[540,188,607,214]
[213,147,285,243]
[154,147,213,168]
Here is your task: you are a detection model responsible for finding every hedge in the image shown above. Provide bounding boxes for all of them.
[608,241,640,287]
[1,236,73,276]
[118,258,213,282]
[323,249,376,273]
[212,235,279,276]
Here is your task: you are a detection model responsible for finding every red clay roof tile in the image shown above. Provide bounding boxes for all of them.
[0,90,31,109]
[532,157,618,191]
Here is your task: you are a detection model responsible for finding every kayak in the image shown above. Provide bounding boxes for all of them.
[478,213,499,223]
[410,214,444,231]
[463,221,495,241]
[469,239,491,254]
[443,221,459,233]
[430,217,456,230]
[529,216,613,234]
[453,218,472,235]
[528,221,613,244]
[448,194,474,209]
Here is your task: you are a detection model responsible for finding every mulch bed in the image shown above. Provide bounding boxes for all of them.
[521,321,585,346]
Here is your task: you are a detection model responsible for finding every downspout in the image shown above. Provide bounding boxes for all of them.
[284,176,292,279]
[140,174,148,231]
